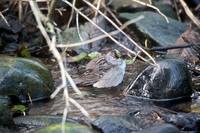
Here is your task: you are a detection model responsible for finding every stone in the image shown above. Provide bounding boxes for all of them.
[154,2,177,19]
[128,58,192,100]
[162,113,200,131]
[140,124,180,133]
[58,16,109,53]
[14,115,76,127]
[0,56,54,103]
[36,123,98,133]
[110,0,151,10]
[119,11,187,47]
[0,104,15,128]
[92,116,138,133]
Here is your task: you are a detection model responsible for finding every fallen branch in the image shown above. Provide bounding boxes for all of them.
[29,1,89,133]
[179,0,200,29]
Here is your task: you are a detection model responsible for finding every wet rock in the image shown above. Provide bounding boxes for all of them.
[119,11,187,47]
[0,95,10,105]
[127,58,192,100]
[0,56,54,103]
[36,123,98,133]
[110,0,151,11]
[0,16,22,54]
[58,16,109,53]
[161,113,200,132]
[14,115,76,127]
[0,104,15,128]
[140,124,180,133]
[92,116,138,133]
[0,127,15,133]
[168,29,200,64]
[154,2,177,19]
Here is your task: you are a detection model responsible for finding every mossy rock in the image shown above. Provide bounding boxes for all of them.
[0,56,54,103]
[36,123,99,133]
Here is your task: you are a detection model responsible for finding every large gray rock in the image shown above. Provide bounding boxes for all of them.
[0,56,54,103]
[119,11,187,47]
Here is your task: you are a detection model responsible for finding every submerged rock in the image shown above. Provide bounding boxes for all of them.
[92,116,137,133]
[14,115,76,127]
[127,58,192,100]
[36,123,98,133]
[119,11,186,47]
[161,113,200,132]
[92,113,164,133]
[0,56,54,103]
[140,124,180,133]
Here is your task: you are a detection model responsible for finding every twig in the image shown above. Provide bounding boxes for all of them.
[0,11,10,27]
[130,0,169,23]
[82,0,157,65]
[76,10,84,41]
[94,0,102,16]
[47,0,57,20]
[29,2,88,132]
[57,16,144,48]
[173,0,181,21]
[102,2,122,26]
[18,0,22,21]
[179,0,200,29]
[150,44,193,51]
[67,0,76,27]
[58,2,150,63]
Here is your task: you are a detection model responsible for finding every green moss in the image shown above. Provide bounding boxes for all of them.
[0,56,54,102]
[36,123,98,133]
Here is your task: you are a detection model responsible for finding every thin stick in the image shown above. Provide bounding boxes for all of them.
[76,11,84,41]
[82,0,156,64]
[179,0,200,29]
[57,16,144,48]
[94,0,102,16]
[29,0,69,116]
[29,2,88,123]
[47,0,57,20]
[0,11,10,26]
[18,0,22,21]
[58,16,151,63]
[62,0,155,64]
[62,88,70,133]
[130,0,169,23]
[67,0,76,27]
[102,3,122,26]
[69,97,89,117]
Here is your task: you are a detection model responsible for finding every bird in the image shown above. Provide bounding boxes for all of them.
[75,52,126,88]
